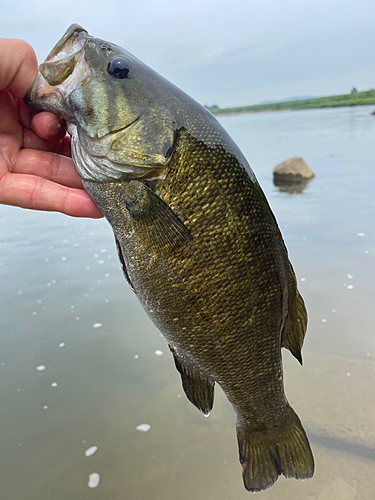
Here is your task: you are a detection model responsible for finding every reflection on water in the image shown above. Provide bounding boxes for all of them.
[1,105,375,500]
[273,177,313,194]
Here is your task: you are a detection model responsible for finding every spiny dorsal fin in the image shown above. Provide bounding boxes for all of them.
[282,262,308,365]
[169,345,215,416]
[124,180,192,252]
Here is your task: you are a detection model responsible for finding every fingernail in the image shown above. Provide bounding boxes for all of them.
[46,119,62,137]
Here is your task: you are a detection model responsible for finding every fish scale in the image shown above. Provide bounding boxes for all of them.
[25,24,314,492]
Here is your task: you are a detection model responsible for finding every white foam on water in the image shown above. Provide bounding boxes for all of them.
[357,232,365,237]
[58,342,65,348]
[32,311,37,316]
[85,446,98,457]
[85,265,91,270]
[93,323,102,329]
[51,382,58,388]
[347,372,351,377]
[136,424,151,432]
[43,405,48,410]
[332,309,336,313]
[134,355,139,359]
[347,273,354,279]
[76,317,80,321]
[61,256,67,261]
[36,365,46,371]
[101,249,107,253]
[322,319,327,323]
[177,394,181,398]
[300,277,306,282]
[155,350,163,356]
[88,473,100,488]
[98,260,104,264]
[347,285,354,290]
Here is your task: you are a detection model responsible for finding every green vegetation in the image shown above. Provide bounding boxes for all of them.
[206,90,375,116]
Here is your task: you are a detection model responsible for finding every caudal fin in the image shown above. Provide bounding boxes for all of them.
[236,408,314,492]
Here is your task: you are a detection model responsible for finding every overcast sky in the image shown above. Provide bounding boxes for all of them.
[1,0,374,107]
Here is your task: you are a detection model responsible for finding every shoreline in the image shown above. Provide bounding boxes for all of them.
[208,90,375,117]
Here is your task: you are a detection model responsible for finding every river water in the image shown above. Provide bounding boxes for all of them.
[1,105,374,500]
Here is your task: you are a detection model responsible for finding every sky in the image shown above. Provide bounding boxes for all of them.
[1,0,374,108]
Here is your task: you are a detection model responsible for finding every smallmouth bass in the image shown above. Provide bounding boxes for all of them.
[25,24,314,492]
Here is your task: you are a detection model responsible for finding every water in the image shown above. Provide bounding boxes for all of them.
[1,105,374,499]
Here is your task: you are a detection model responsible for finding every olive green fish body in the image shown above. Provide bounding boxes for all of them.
[26,25,314,492]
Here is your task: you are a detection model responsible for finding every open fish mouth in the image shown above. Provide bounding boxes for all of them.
[24,25,91,120]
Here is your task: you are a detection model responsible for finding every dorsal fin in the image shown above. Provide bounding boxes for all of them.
[282,262,308,365]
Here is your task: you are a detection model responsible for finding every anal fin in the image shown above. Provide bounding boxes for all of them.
[282,262,308,365]
[169,346,215,416]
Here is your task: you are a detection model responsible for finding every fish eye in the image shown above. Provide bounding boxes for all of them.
[107,57,130,79]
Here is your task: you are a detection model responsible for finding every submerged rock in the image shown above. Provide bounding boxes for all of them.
[273,156,315,182]
[274,179,311,194]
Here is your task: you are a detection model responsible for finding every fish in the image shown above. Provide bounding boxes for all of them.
[25,24,314,492]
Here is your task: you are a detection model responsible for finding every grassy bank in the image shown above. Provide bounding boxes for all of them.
[207,90,375,116]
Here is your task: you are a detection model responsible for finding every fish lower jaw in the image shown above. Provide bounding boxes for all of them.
[68,124,153,182]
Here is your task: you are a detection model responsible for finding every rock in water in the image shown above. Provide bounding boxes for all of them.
[273,156,315,182]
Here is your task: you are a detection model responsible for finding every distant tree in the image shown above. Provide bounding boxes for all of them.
[351,87,358,94]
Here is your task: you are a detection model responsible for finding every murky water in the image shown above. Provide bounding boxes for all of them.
[1,105,374,500]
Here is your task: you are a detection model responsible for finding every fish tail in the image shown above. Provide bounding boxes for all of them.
[236,407,314,492]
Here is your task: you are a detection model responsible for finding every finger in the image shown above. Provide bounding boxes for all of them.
[13,149,82,189]
[0,172,102,218]
[23,127,72,156]
[30,111,67,142]
[0,39,38,98]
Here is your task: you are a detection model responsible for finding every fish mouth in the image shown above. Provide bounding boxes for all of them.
[24,25,91,119]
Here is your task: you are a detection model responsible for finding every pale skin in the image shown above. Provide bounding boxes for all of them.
[0,38,102,218]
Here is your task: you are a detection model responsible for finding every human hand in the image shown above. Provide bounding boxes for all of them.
[0,38,102,218]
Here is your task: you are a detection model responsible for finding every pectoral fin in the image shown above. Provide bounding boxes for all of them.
[282,262,308,365]
[170,346,215,416]
[124,180,192,251]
